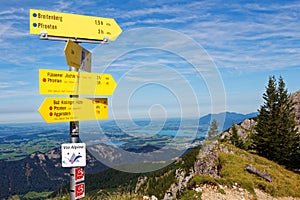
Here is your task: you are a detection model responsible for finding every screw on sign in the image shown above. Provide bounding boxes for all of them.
[75,167,84,182]
[75,183,85,199]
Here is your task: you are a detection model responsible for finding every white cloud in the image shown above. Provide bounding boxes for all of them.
[244,2,300,12]
[0,23,12,39]
[0,7,27,17]
[109,1,300,73]
[119,5,182,19]
[121,15,198,27]
[0,89,36,99]
[52,0,73,12]
[0,82,10,89]
[0,0,299,121]
[0,81,28,89]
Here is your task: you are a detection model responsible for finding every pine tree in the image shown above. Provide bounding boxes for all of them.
[208,119,219,139]
[277,77,300,168]
[253,76,277,159]
[230,125,245,149]
[253,76,300,168]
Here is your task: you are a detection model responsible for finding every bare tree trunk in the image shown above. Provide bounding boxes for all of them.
[245,164,273,182]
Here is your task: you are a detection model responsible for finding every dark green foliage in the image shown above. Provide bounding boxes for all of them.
[51,146,202,199]
[180,146,202,173]
[252,76,300,169]
[52,167,142,199]
[86,168,140,192]
[143,169,176,199]
[139,146,201,199]
[229,125,245,149]
[23,191,53,199]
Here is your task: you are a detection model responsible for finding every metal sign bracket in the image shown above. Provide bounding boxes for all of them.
[40,31,109,44]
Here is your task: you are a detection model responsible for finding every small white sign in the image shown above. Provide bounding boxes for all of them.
[61,143,86,167]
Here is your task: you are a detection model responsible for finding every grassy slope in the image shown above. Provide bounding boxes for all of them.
[48,143,300,200]
[87,142,300,200]
[184,143,300,199]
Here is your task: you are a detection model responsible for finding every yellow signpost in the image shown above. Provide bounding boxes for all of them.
[38,97,108,123]
[30,9,122,41]
[39,69,117,96]
[64,40,91,72]
[31,8,122,200]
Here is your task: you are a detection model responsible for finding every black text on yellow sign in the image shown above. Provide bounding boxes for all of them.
[29,9,122,41]
[39,69,117,96]
[38,98,108,123]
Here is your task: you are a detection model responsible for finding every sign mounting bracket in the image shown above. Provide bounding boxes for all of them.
[40,31,109,44]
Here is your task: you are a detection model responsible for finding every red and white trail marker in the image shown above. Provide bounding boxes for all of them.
[75,167,85,182]
[75,182,85,199]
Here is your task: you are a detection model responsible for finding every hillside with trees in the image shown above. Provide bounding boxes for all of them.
[6,76,300,200]
[252,76,300,169]
[49,141,300,200]
[47,76,300,199]
[223,76,300,170]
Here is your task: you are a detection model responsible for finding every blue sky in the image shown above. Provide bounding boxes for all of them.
[0,0,300,123]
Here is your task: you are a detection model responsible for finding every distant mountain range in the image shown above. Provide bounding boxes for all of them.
[0,111,258,199]
[199,111,258,131]
[0,147,107,199]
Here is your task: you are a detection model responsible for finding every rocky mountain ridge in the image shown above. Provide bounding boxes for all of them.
[220,118,257,142]
[2,104,300,199]
[137,141,300,200]
[220,90,300,146]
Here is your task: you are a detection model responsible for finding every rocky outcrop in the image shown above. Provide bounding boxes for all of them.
[291,90,300,131]
[162,141,222,200]
[194,141,221,178]
[163,169,194,200]
[161,141,232,199]
[220,118,257,142]
[135,176,148,193]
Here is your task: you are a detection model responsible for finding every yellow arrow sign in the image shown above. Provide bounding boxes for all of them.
[30,9,122,41]
[38,98,108,123]
[39,69,117,96]
[64,40,91,72]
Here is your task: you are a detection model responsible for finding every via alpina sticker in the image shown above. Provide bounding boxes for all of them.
[61,143,86,167]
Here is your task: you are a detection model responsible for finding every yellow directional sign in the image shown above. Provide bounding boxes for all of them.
[30,9,122,41]
[39,69,117,96]
[38,98,108,123]
[64,40,91,72]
